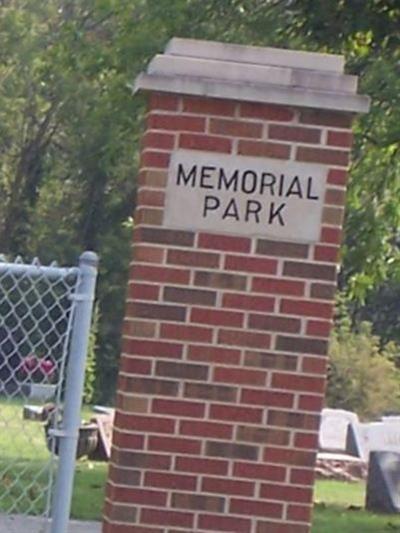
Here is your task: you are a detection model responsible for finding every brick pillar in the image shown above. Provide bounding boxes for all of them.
[103,39,369,533]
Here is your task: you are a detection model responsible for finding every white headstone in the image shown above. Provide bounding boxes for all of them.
[319,408,359,452]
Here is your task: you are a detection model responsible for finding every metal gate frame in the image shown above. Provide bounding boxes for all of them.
[0,251,98,533]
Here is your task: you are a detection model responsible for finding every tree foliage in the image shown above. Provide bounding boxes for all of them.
[0,1,399,401]
[327,318,400,420]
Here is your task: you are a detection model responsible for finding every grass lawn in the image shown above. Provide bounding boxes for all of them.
[2,397,400,530]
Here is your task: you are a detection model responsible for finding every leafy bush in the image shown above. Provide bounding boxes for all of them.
[327,318,400,420]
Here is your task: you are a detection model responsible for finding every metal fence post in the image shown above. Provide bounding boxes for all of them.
[50,251,98,533]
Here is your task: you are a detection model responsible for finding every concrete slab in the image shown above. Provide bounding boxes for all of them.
[0,514,101,533]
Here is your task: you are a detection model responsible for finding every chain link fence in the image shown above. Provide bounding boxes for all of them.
[0,253,98,533]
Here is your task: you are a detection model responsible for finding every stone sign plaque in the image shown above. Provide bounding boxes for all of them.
[164,150,328,242]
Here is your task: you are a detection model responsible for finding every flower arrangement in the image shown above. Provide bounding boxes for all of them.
[19,354,56,384]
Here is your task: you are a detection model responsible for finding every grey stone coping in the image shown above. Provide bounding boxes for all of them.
[133,38,370,114]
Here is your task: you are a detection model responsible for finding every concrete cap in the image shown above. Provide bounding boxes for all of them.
[134,38,370,113]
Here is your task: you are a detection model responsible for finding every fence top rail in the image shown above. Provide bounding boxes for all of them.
[0,258,80,281]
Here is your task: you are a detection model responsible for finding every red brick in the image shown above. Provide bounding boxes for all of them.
[320,226,342,244]
[234,462,286,482]
[198,232,251,253]
[225,255,278,274]
[256,240,309,258]
[113,450,171,470]
[134,208,163,226]
[253,277,305,296]
[184,382,237,403]
[323,206,345,225]
[179,420,233,440]
[116,394,149,413]
[294,432,319,449]
[141,508,194,528]
[327,168,348,186]
[194,271,247,291]
[155,360,209,381]
[230,498,283,519]
[114,413,175,434]
[183,96,236,116]
[222,293,275,313]
[120,356,152,375]
[187,344,241,365]
[327,130,353,147]
[218,329,271,349]
[237,425,290,446]
[263,447,316,467]
[137,169,167,188]
[144,471,196,491]
[244,352,297,371]
[190,307,244,328]
[210,118,263,138]
[167,249,220,268]
[238,139,290,159]
[206,440,258,461]
[172,494,225,515]
[149,93,180,111]
[136,189,166,208]
[260,483,313,504]
[298,394,324,411]
[314,244,340,263]
[179,133,232,153]
[287,504,313,522]
[111,430,144,450]
[241,389,294,409]
[122,319,156,339]
[310,282,336,300]
[103,522,161,533]
[213,366,267,386]
[257,521,309,533]
[272,373,325,394]
[306,320,332,338]
[163,286,216,306]
[325,188,346,206]
[267,411,319,431]
[152,398,205,418]
[140,150,171,169]
[249,314,301,334]
[160,323,213,343]
[210,404,263,424]
[134,227,194,247]
[198,514,251,533]
[133,245,165,264]
[275,335,328,355]
[240,102,294,121]
[147,113,206,132]
[299,109,353,128]
[302,356,328,374]
[108,486,167,507]
[148,436,201,455]
[296,146,349,167]
[131,264,190,285]
[142,131,175,150]
[268,124,321,144]
[120,377,178,397]
[201,477,254,497]
[123,339,183,359]
[283,261,336,281]
[176,456,229,476]
[280,299,334,319]
[290,468,315,486]
[127,301,186,322]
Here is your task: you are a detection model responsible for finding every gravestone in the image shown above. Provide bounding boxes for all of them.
[366,451,400,513]
[319,408,359,452]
